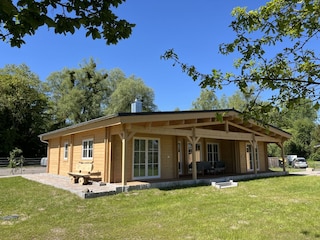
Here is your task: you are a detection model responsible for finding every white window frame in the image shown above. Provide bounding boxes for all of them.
[64,142,69,160]
[82,139,93,160]
[132,137,160,180]
[207,142,220,165]
[246,143,260,171]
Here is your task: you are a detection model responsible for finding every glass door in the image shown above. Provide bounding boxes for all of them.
[246,143,259,171]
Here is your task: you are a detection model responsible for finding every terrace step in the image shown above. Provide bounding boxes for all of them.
[212,180,238,189]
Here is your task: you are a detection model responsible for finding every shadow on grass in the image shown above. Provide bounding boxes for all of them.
[158,183,209,191]
[301,230,320,238]
[157,172,308,191]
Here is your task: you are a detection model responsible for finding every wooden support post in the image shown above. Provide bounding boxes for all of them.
[107,134,112,183]
[250,134,257,175]
[279,142,286,172]
[69,134,74,173]
[104,127,109,183]
[121,131,127,186]
[119,128,135,186]
[225,120,229,132]
[192,138,197,180]
[57,138,61,175]
[188,127,200,181]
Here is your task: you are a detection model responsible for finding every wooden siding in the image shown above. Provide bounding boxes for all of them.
[58,136,71,176]
[111,135,122,183]
[219,140,235,173]
[91,129,106,174]
[47,129,107,180]
[239,141,247,173]
[48,138,60,174]
[159,135,175,179]
[258,142,268,171]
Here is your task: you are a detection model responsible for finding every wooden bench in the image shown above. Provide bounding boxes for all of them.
[68,162,101,185]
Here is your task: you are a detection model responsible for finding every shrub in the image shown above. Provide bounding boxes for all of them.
[308,152,320,161]
[7,148,24,169]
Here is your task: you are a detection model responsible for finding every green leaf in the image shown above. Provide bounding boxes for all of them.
[92,28,101,39]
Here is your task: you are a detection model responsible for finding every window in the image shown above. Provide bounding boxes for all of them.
[207,143,219,165]
[82,139,93,159]
[187,142,202,164]
[64,142,68,160]
[246,143,259,171]
[133,138,160,179]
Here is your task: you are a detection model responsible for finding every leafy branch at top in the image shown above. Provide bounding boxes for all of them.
[162,0,320,120]
[0,0,135,47]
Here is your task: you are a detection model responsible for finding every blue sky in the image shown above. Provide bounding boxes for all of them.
[0,0,268,111]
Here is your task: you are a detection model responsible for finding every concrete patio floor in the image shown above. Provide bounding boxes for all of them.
[1,166,319,199]
[22,170,290,198]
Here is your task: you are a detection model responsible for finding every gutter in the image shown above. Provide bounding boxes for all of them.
[39,135,48,145]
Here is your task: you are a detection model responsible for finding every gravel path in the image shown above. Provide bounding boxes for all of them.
[0,166,46,177]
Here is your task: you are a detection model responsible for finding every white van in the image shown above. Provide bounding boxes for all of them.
[286,155,298,166]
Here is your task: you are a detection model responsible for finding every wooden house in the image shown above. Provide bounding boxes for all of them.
[39,109,291,185]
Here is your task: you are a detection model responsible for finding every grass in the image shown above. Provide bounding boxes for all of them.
[1,175,320,239]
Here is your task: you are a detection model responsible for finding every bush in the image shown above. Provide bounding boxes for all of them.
[7,148,24,168]
[308,152,320,161]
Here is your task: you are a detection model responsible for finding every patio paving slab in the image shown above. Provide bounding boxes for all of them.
[22,173,120,198]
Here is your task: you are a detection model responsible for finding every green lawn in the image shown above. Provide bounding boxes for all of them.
[1,175,320,240]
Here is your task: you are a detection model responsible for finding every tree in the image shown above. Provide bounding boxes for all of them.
[226,89,261,112]
[266,98,317,157]
[191,89,220,110]
[285,118,315,158]
[0,64,49,157]
[0,0,135,47]
[105,76,157,114]
[268,99,317,129]
[162,0,320,123]
[309,125,320,161]
[191,88,260,112]
[45,62,157,125]
[45,58,109,126]
[106,68,127,93]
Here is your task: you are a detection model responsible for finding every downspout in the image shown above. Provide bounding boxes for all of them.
[39,135,49,156]
[39,135,48,145]
[39,135,49,172]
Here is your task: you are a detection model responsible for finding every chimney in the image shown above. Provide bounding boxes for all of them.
[131,99,142,113]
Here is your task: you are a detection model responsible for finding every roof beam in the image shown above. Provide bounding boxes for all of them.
[163,120,224,129]
[227,121,268,137]
[130,125,281,143]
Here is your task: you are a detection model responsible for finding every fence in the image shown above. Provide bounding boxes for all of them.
[309,161,320,170]
[0,157,42,167]
[268,157,281,168]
